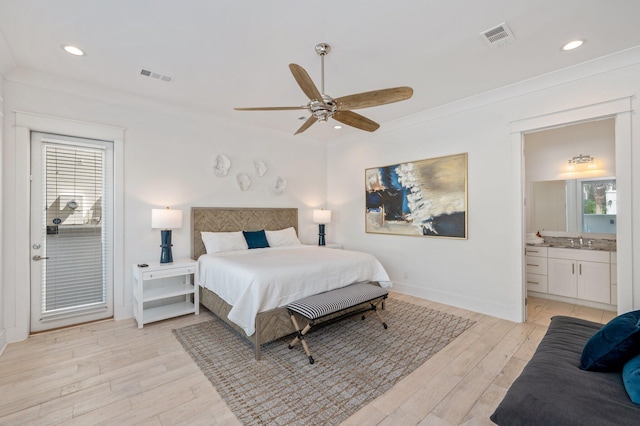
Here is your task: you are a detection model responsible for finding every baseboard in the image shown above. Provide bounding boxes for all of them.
[391,281,522,323]
[0,329,7,357]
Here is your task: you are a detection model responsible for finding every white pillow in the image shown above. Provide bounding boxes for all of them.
[265,227,301,247]
[201,231,248,254]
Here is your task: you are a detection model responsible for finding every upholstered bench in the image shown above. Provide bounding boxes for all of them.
[287,282,389,364]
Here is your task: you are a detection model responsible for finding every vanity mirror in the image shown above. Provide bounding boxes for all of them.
[529,177,616,234]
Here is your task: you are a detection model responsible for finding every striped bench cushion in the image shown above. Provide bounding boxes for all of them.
[287,283,388,320]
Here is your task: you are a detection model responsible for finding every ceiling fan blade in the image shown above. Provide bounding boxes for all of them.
[333,111,380,132]
[289,64,324,103]
[235,106,308,111]
[335,86,413,110]
[294,116,318,135]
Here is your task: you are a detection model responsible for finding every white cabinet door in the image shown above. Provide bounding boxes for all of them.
[578,261,610,304]
[548,257,577,298]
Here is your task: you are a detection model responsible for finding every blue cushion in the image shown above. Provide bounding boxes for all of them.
[242,230,270,249]
[580,310,640,371]
[623,353,640,407]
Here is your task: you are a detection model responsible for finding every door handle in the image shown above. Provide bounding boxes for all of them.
[32,255,50,261]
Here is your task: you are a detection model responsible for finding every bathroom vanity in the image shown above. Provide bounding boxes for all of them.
[526,239,616,309]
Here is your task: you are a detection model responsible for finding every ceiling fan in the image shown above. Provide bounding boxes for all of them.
[235,43,413,135]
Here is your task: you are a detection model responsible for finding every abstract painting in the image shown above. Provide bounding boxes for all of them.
[365,153,467,238]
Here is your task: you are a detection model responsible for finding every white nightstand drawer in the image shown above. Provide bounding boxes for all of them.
[142,265,195,280]
[323,243,343,249]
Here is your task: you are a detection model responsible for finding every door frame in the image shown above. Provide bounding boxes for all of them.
[7,112,124,341]
[30,132,115,331]
[510,97,634,322]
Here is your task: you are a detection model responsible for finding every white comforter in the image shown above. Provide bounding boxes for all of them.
[198,245,391,336]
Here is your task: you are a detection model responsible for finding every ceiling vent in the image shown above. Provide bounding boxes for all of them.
[139,67,173,83]
[480,22,516,48]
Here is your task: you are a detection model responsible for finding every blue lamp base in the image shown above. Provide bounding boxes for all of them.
[317,224,326,246]
[159,229,174,263]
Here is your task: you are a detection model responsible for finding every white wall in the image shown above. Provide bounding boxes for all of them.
[327,48,640,321]
[525,119,616,233]
[0,75,5,354]
[4,47,640,344]
[525,118,615,182]
[2,80,326,342]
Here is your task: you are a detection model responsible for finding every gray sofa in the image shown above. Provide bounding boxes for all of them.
[490,315,639,425]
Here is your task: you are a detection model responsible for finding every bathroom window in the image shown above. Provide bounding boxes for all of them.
[581,178,616,233]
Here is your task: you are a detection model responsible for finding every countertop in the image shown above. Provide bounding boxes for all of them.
[527,236,616,252]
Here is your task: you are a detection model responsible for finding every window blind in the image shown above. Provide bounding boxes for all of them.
[42,144,107,316]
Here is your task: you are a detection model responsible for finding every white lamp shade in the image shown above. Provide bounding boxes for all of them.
[151,208,183,229]
[312,209,332,224]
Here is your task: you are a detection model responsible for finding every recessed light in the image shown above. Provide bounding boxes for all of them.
[561,39,585,51]
[62,44,86,56]
[333,125,342,130]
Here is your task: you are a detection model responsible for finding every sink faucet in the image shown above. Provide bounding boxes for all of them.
[579,237,583,246]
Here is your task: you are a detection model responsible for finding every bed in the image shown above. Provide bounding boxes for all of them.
[190,207,391,359]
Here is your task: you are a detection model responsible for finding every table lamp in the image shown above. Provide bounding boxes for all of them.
[312,209,332,246]
[151,207,183,263]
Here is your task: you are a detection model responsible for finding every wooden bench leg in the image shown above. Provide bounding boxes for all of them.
[361,297,388,329]
[287,289,389,365]
[288,313,315,364]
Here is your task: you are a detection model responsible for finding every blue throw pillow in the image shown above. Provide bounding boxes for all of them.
[623,353,640,407]
[242,230,270,249]
[580,310,640,371]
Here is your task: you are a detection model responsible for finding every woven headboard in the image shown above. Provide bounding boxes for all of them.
[191,207,299,259]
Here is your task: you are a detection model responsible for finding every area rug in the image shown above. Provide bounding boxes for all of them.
[173,298,475,425]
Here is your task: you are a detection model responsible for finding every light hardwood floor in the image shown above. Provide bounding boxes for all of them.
[0,294,615,425]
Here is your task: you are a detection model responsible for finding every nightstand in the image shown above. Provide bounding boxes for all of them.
[306,243,343,249]
[323,243,343,249]
[133,259,199,328]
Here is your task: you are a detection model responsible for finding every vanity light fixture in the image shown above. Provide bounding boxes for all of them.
[61,44,86,56]
[568,153,595,165]
[567,153,596,171]
[561,39,585,51]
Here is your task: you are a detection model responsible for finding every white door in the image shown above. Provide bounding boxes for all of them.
[30,132,114,332]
